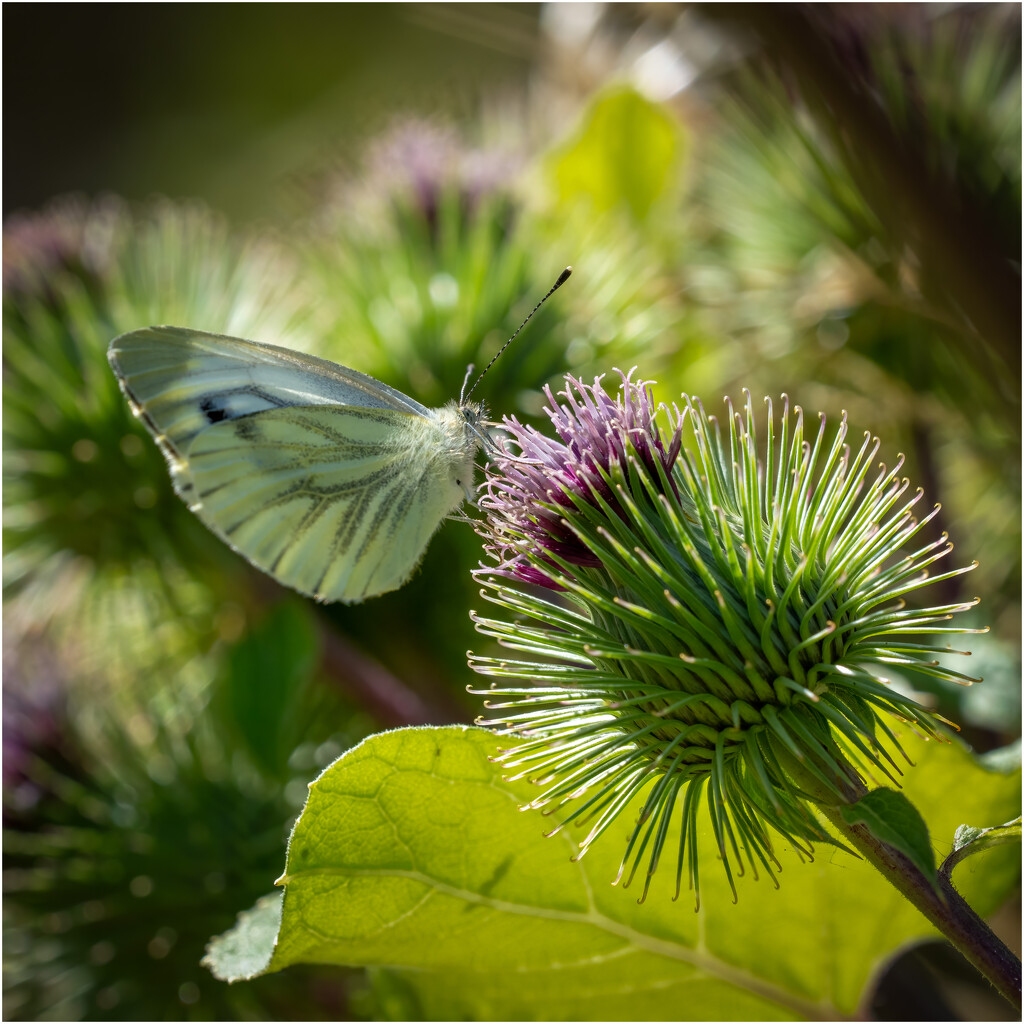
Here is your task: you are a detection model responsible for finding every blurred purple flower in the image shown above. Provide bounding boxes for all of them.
[319,119,521,238]
[366,119,517,221]
[3,197,118,301]
[2,641,69,814]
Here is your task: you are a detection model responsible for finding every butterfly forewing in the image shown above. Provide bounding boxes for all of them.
[108,326,431,458]
[108,326,479,603]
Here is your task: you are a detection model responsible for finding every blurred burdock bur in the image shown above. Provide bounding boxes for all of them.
[3,196,314,685]
[334,118,520,240]
[3,197,118,301]
[2,196,366,1020]
[684,6,1022,660]
[301,118,554,413]
[301,105,687,419]
[3,600,361,1021]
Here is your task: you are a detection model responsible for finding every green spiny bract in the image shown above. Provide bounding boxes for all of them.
[469,371,981,905]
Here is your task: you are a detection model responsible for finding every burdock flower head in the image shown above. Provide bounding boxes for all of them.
[470,371,981,905]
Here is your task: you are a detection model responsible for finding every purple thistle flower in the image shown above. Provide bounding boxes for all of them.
[479,369,681,587]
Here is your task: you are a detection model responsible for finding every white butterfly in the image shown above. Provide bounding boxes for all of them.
[108,326,487,603]
[107,268,570,604]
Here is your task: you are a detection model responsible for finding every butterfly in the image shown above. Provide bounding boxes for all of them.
[108,268,570,604]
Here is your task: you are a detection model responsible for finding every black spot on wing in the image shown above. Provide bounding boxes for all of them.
[200,396,229,424]
[198,387,290,427]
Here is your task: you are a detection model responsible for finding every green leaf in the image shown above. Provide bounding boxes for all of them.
[546,88,684,221]
[215,601,318,779]
[942,816,1022,880]
[204,893,282,982]
[207,726,1019,1020]
[979,737,1022,774]
[839,788,937,883]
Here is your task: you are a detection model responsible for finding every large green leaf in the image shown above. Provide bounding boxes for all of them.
[206,726,1020,1020]
[546,88,685,221]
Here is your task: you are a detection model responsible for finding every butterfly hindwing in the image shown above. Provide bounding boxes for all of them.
[186,405,467,602]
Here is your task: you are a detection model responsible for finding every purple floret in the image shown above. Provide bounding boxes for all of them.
[477,369,682,588]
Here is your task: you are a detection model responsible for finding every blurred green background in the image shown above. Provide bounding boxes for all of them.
[4,4,1020,1021]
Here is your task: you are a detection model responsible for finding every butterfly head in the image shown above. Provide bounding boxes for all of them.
[457,399,495,457]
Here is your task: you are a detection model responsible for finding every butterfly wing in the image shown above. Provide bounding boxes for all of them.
[108,325,431,501]
[109,327,473,602]
[185,405,469,602]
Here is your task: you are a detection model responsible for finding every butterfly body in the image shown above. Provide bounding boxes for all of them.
[109,326,484,603]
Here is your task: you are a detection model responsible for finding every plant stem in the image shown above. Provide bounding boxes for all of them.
[778,741,1020,1006]
[819,802,1022,1009]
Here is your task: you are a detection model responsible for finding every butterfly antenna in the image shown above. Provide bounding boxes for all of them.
[462,266,572,404]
